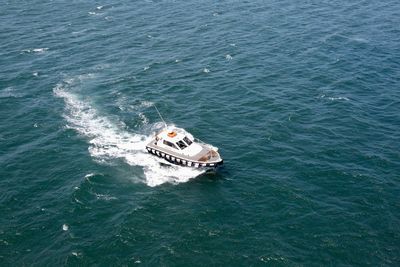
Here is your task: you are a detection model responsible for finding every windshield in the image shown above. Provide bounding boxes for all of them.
[163,140,178,150]
[176,140,187,150]
[183,136,193,146]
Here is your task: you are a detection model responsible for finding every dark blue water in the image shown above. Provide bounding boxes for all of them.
[1,0,400,265]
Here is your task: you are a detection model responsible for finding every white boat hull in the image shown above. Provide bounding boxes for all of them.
[145,146,223,169]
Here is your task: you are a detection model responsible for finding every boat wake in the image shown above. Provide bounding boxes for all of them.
[53,75,205,187]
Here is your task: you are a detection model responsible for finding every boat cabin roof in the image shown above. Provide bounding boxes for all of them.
[156,128,194,150]
[157,128,191,140]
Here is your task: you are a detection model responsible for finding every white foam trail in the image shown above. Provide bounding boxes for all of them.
[138,112,149,125]
[53,77,204,186]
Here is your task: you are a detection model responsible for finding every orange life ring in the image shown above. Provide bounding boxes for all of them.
[167,131,177,137]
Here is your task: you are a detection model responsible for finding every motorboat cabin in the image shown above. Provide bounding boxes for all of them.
[146,127,223,169]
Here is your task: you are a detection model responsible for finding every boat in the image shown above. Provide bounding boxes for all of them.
[146,126,223,169]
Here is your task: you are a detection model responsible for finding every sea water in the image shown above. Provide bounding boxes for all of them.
[0,0,399,265]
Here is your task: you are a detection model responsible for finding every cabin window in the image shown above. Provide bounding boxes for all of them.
[163,140,178,150]
[176,140,187,149]
[183,136,193,146]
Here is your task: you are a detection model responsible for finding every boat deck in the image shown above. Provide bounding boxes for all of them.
[146,139,221,164]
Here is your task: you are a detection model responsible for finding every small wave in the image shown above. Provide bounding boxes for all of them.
[203,68,210,73]
[84,173,95,178]
[33,48,48,53]
[351,37,368,43]
[72,29,89,36]
[54,77,204,186]
[0,87,24,98]
[139,100,153,108]
[21,48,49,54]
[322,32,368,44]
[319,94,349,101]
[225,54,233,60]
[116,97,154,112]
[71,252,82,257]
[74,197,84,205]
[94,193,117,201]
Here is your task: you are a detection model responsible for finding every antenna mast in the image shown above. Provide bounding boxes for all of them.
[154,104,168,129]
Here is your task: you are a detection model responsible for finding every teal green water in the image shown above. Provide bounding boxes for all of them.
[1,0,400,265]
